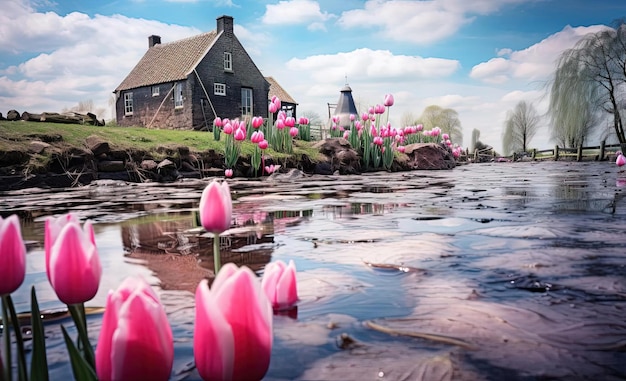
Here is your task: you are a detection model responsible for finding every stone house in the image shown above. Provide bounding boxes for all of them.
[113,15,272,129]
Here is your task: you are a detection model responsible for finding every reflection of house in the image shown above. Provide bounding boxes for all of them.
[114,15,270,129]
[121,212,275,292]
[266,76,298,118]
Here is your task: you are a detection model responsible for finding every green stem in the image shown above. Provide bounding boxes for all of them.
[67,304,95,370]
[213,232,221,274]
[3,295,26,381]
[2,297,11,381]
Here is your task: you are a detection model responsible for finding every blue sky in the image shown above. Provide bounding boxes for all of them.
[1,0,624,151]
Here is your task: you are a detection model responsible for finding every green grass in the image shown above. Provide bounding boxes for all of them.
[0,120,323,161]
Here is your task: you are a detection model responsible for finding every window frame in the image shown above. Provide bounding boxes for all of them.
[241,87,253,116]
[214,83,226,96]
[124,92,133,115]
[151,85,160,97]
[224,52,233,72]
[174,82,183,108]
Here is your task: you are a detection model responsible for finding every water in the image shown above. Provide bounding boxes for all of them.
[1,161,625,380]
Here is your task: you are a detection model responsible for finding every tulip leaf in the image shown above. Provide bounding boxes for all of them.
[29,287,49,381]
[61,325,97,381]
[1,298,10,381]
[3,295,27,381]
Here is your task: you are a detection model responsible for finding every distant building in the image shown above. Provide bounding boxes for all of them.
[331,82,358,128]
[114,15,292,130]
[266,76,298,118]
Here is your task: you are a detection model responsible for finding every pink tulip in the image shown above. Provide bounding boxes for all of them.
[276,119,285,130]
[368,107,374,115]
[373,136,384,146]
[397,146,406,153]
[616,152,626,167]
[199,179,232,234]
[289,126,299,138]
[298,117,309,125]
[349,114,355,122]
[214,117,223,128]
[223,122,233,135]
[0,215,26,295]
[343,131,350,140]
[234,127,246,141]
[375,104,385,114]
[442,133,449,141]
[194,263,273,381]
[277,111,286,121]
[272,96,281,110]
[252,116,264,129]
[383,94,394,107]
[285,117,295,128]
[96,277,173,381]
[258,139,269,150]
[225,169,233,178]
[261,260,298,309]
[46,214,101,304]
[268,102,277,114]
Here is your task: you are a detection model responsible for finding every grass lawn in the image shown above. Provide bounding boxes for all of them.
[0,120,322,161]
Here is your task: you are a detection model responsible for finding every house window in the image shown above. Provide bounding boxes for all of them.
[224,52,232,71]
[174,82,183,108]
[152,86,160,97]
[214,83,226,96]
[124,92,133,115]
[241,88,253,116]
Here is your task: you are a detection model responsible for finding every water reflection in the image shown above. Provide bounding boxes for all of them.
[1,162,626,380]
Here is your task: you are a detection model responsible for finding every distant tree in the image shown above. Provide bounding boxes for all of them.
[502,101,540,155]
[417,105,463,145]
[300,110,322,126]
[548,20,626,145]
[400,111,416,127]
[470,128,480,152]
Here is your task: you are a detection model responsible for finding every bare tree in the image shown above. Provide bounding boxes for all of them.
[502,101,540,155]
[548,20,626,145]
[400,111,416,127]
[417,105,463,144]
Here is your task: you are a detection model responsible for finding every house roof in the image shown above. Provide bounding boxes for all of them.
[115,31,218,92]
[266,76,297,105]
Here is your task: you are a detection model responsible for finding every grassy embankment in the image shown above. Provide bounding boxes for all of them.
[0,120,323,172]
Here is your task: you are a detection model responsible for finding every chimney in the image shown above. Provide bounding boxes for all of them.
[217,15,234,34]
[148,35,161,48]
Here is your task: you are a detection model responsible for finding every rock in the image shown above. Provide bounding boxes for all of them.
[28,141,51,154]
[98,160,126,172]
[157,158,176,170]
[85,135,110,156]
[7,110,20,121]
[141,160,158,171]
[403,143,456,170]
[313,138,361,174]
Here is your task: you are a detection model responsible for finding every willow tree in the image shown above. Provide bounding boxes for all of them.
[417,105,463,145]
[502,101,540,155]
[548,21,626,145]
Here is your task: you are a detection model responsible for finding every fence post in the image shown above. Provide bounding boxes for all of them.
[474,149,478,162]
[577,144,583,162]
[554,145,560,161]
[532,148,537,160]
[599,140,606,161]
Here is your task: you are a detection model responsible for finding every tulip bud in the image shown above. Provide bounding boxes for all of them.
[199,180,232,234]
[261,260,298,309]
[96,277,174,381]
[0,215,26,295]
[46,216,101,305]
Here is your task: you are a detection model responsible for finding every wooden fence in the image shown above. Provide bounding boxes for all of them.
[468,141,624,163]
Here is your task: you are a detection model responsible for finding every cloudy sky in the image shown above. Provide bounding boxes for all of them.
[1,0,623,151]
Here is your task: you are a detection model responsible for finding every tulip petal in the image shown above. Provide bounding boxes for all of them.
[194,279,235,381]
[96,291,118,381]
[276,260,298,308]
[215,267,272,381]
[0,215,26,295]
[199,180,232,234]
[49,223,101,304]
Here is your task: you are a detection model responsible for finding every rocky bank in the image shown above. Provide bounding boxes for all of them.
[0,135,456,191]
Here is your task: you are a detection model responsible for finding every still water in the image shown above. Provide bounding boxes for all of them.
[1,161,626,380]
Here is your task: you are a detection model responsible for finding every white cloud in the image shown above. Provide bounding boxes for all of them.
[0,2,201,119]
[470,24,610,84]
[286,48,460,83]
[262,0,334,29]
[337,0,531,45]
